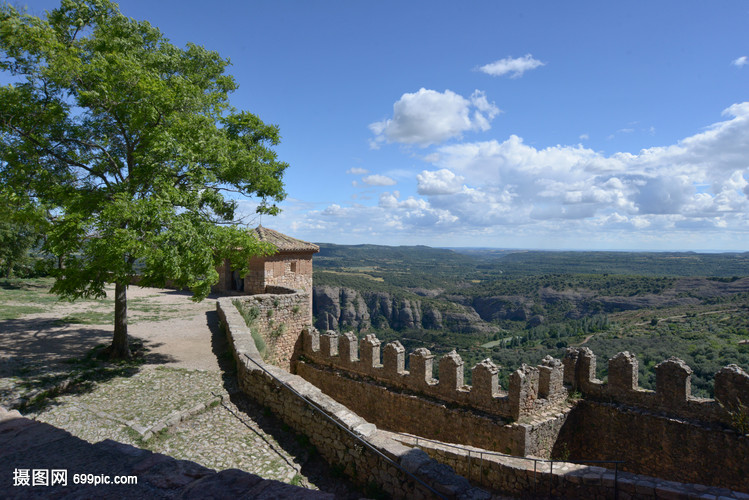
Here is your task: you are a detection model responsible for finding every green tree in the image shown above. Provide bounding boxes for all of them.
[0,0,286,358]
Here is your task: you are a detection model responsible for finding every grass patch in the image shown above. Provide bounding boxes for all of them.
[54,310,114,326]
[0,304,46,320]
[233,299,268,359]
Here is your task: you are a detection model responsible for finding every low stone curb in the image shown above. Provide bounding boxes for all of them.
[138,392,225,441]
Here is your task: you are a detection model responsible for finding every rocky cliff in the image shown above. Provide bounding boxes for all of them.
[312,277,749,334]
[312,286,493,333]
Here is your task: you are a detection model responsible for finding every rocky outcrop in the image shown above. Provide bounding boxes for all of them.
[314,277,749,335]
[313,287,487,333]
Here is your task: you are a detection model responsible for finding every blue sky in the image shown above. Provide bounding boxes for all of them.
[12,1,749,251]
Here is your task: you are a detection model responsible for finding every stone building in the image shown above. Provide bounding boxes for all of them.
[214,226,319,296]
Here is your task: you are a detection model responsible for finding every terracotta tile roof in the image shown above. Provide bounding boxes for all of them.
[251,226,319,253]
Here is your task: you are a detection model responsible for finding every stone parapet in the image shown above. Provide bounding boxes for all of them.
[389,432,748,500]
[231,287,310,371]
[301,328,568,421]
[564,347,749,429]
[217,298,490,500]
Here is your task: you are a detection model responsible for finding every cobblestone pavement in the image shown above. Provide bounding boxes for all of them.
[18,366,361,497]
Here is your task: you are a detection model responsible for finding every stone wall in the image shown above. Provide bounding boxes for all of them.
[214,251,314,304]
[559,347,749,491]
[217,297,490,500]
[255,252,314,293]
[220,298,749,497]
[231,287,310,371]
[298,331,749,493]
[563,347,749,428]
[389,433,746,500]
[301,329,569,422]
[295,360,547,456]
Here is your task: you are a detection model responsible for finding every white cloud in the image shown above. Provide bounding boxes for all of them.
[269,102,749,249]
[369,88,500,147]
[424,102,749,225]
[417,169,465,195]
[579,133,589,140]
[362,174,397,186]
[732,56,748,67]
[478,54,545,78]
[347,167,369,175]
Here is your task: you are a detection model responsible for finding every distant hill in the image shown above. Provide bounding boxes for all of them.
[311,244,749,397]
[315,243,749,279]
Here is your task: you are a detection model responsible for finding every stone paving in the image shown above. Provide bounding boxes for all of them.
[10,366,363,498]
[1,405,336,499]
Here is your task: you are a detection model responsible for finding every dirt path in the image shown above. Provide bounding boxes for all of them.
[1,284,220,372]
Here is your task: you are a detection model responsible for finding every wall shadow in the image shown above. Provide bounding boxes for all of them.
[0,410,329,498]
[206,310,364,499]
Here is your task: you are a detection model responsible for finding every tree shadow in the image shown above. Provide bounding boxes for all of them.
[0,315,177,413]
[206,310,364,499]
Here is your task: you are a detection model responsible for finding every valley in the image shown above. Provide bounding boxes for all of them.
[312,245,749,397]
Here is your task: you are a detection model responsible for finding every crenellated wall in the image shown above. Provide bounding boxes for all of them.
[563,347,749,428]
[298,330,749,492]
[556,347,749,491]
[302,329,569,422]
[298,328,571,457]
[217,297,490,500]
[221,296,749,496]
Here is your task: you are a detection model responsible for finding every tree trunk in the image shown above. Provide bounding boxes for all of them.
[110,281,132,359]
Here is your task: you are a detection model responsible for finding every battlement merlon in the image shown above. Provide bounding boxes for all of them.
[714,364,749,412]
[471,358,500,403]
[409,348,437,389]
[538,355,565,401]
[360,334,382,372]
[438,350,465,397]
[320,330,339,358]
[383,340,406,378]
[655,357,692,406]
[607,351,639,394]
[340,331,359,364]
[563,348,749,426]
[508,364,540,419]
[302,326,320,354]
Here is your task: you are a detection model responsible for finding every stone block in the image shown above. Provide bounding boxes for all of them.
[563,348,580,387]
[471,358,500,403]
[438,350,464,397]
[360,334,382,371]
[383,341,406,377]
[409,348,436,388]
[320,331,339,358]
[340,331,359,364]
[655,357,693,406]
[577,347,597,388]
[508,364,539,419]
[538,355,563,399]
[608,351,639,394]
[303,327,319,354]
[714,364,749,410]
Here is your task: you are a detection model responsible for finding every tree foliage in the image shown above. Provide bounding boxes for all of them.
[0,188,46,277]
[0,0,287,357]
